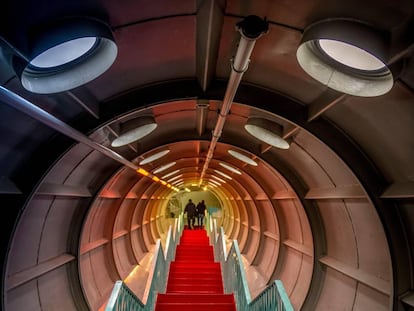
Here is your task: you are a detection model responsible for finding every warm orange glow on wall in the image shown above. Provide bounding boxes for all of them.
[136,168,175,190]
[137,168,149,176]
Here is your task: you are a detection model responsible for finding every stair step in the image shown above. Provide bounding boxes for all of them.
[170,264,220,269]
[175,254,213,258]
[171,259,217,264]
[170,263,220,268]
[157,293,234,303]
[169,268,220,275]
[155,229,236,310]
[168,275,221,282]
[175,251,214,256]
[169,266,221,271]
[167,283,223,289]
[169,270,221,275]
[177,243,209,247]
[176,247,212,251]
[155,302,236,311]
[168,273,222,279]
[169,267,221,273]
[180,238,209,242]
[167,285,223,293]
[167,278,222,286]
[174,256,215,261]
[168,271,222,277]
[175,254,213,259]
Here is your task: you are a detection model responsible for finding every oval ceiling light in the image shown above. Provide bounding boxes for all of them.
[214,169,232,180]
[208,182,217,188]
[219,162,242,175]
[139,149,169,165]
[228,149,258,166]
[153,162,176,174]
[161,169,181,180]
[171,179,184,185]
[111,116,157,147]
[318,40,386,71]
[167,174,183,183]
[296,19,393,97]
[12,17,118,94]
[244,117,290,149]
[211,175,226,184]
[208,179,221,186]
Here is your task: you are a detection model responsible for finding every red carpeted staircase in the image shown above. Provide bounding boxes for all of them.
[155,228,236,311]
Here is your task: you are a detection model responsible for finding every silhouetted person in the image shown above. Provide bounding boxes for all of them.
[196,200,206,228]
[184,199,197,229]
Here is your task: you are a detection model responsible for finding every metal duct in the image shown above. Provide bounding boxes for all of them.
[199,15,268,185]
[0,86,166,184]
[196,100,210,136]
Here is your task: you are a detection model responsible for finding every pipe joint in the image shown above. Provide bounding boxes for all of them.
[236,15,269,40]
[231,57,250,73]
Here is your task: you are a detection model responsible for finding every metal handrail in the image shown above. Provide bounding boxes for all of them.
[105,280,144,311]
[105,215,183,311]
[207,215,294,311]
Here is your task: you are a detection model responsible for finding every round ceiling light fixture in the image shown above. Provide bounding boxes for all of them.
[244,118,290,149]
[12,17,117,94]
[296,19,393,97]
[111,116,157,147]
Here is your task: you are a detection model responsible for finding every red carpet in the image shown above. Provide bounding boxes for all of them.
[155,228,236,311]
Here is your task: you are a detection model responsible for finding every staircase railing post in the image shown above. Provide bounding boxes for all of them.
[104,215,185,311]
[212,225,295,311]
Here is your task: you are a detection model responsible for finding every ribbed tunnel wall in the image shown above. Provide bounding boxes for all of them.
[5,99,392,311]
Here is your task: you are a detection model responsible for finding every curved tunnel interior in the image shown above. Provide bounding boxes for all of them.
[6,98,391,310]
[1,1,413,311]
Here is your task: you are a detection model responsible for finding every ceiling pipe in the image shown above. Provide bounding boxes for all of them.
[196,100,210,136]
[0,86,174,188]
[0,86,137,170]
[199,15,268,185]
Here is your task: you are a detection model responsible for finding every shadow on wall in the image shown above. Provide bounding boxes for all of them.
[166,196,181,218]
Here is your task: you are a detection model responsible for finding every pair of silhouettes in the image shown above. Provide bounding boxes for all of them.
[184,199,206,229]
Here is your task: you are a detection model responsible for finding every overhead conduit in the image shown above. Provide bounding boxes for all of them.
[0,86,176,189]
[0,15,269,192]
[199,15,268,185]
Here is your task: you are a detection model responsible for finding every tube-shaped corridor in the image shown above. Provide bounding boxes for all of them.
[1,1,413,311]
[6,98,392,310]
